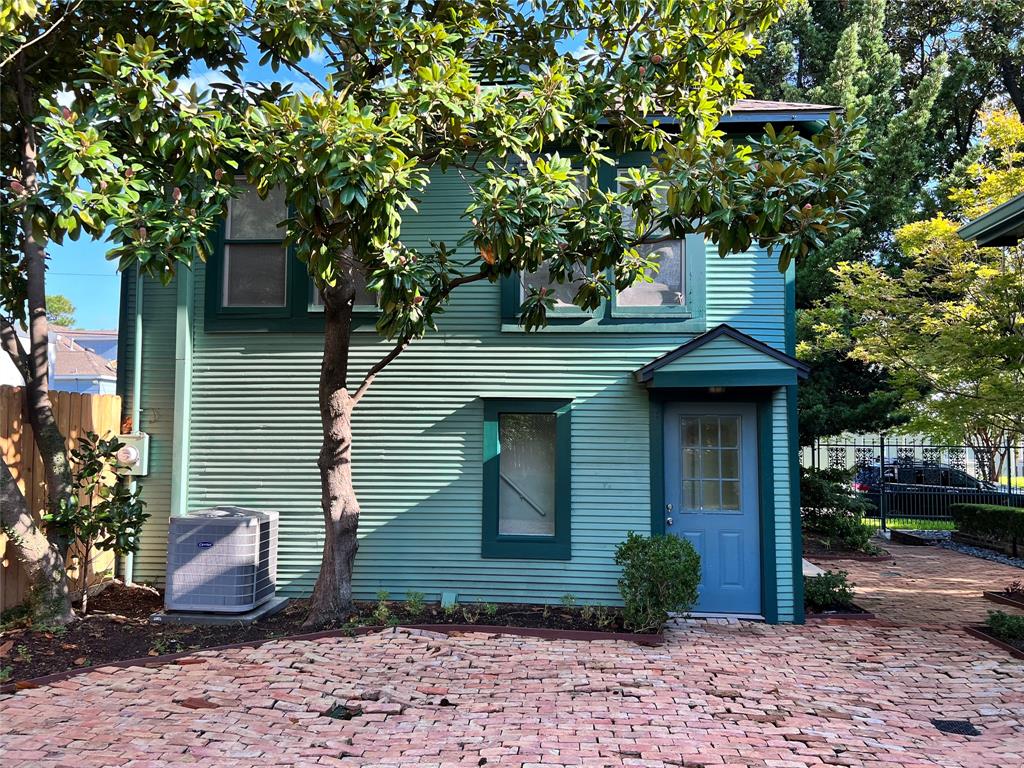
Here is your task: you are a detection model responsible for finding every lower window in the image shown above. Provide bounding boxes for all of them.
[482,398,572,559]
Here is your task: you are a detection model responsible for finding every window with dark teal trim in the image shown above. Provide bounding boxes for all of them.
[205,183,379,333]
[500,155,706,332]
[482,398,572,560]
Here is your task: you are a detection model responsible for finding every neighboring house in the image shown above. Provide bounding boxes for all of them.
[119,99,828,623]
[0,327,117,395]
[56,328,118,362]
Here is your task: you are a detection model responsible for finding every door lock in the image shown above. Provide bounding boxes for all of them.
[666,503,673,527]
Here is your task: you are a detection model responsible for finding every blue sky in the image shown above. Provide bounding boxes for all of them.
[48,238,121,329]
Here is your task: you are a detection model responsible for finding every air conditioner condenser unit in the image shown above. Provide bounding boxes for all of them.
[165,507,278,613]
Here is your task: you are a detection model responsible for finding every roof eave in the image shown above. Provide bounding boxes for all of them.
[957,193,1024,247]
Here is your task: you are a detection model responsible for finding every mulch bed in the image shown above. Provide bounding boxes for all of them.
[1,582,645,686]
[983,591,1024,611]
[964,625,1024,661]
[803,534,892,561]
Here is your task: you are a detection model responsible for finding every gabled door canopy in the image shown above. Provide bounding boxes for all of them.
[634,324,809,389]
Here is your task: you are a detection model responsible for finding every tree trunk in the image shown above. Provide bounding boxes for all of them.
[1,459,75,626]
[304,278,361,627]
[15,55,73,556]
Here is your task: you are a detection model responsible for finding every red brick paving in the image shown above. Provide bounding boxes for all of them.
[3,618,1024,767]
[809,541,1024,626]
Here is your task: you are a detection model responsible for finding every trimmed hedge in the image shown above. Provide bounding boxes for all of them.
[951,503,1024,551]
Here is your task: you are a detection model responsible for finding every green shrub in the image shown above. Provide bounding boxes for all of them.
[804,570,855,613]
[801,468,878,553]
[986,610,1024,641]
[951,504,1024,553]
[614,532,700,632]
[800,467,872,517]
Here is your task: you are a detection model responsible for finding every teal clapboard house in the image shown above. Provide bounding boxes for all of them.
[119,99,826,623]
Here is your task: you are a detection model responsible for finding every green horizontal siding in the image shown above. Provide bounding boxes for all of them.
[128,273,180,583]
[772,387,795,621]
[655,334,792,374]
[125,169,795,614]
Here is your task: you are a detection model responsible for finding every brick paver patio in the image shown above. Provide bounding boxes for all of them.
[4,544,1024,767]
[809,541,1024,626]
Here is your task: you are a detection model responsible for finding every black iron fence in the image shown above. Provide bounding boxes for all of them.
[802,436,1024,529]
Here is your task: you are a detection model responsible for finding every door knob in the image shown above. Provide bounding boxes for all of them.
[666,517,673,526]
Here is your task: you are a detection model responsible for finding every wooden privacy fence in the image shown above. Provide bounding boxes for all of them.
[0,386,122,614]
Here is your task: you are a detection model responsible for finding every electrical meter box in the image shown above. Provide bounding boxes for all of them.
[115,432,150,476]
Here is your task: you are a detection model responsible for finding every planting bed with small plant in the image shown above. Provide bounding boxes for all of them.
[804,570,870,616]
[1,533,695,686]
[983,580,1024,611]
[801,468,889,559]
[966,610,1024,659]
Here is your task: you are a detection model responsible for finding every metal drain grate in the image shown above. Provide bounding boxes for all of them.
[931,719,981,736]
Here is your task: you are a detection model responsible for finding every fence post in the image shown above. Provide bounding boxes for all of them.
[1009,436,1015,504]
[879,433,887,531]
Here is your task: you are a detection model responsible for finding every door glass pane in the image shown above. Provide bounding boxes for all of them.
[498,413,556,536]
[223,244,287,306]
[721,449,739,479]
[720,417,739,448]
[228,184,286,239]
[701,480,721,509]
[721,480,741,511]
[679,414,743,513]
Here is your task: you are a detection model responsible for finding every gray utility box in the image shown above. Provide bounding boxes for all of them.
[165,507,279,613]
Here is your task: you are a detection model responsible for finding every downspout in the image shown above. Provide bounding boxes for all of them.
[169,266,194,519]
[123,266,144,584]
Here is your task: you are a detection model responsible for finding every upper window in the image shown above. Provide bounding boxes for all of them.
[615,180,687,312]
[205,183,380,331]
[223,184,288,308]
[482,398,571,560]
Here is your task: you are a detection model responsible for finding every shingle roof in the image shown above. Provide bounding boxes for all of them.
[52,332,117,380]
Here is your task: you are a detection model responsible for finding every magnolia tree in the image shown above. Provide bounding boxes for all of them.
[26,0,866,625]
[1,0,248,624]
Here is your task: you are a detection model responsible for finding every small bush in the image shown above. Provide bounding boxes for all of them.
[801,468,878,554]
[986,610,1024,641]
[951,504,1024,552]
[614,532,700,632]
[804,570,855,613]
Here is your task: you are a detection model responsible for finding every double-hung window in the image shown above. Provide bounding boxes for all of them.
[612,178,696,317]
[221,184,289,312]
[205,182,380,331]
[482,398,572,559]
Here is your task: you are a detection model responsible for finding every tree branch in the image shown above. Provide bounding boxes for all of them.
[350,271,490,405]
[0,0,83,71]
[0,316,31,383]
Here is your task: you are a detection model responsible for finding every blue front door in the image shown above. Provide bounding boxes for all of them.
[664,403,761,615]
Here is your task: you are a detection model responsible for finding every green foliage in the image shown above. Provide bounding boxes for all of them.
[403,590,425,616]
[43,431,147,558]
[371,590,391,624]
[45,294,75,327]
[614,532,700,632]
[804,569,855,613]
[986,610,1024,642]
[951,503,1024,545]
[831,110,1024,442]
[801,468,878,553]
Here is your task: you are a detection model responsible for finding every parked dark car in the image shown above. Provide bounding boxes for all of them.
[852,461,1024,519]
